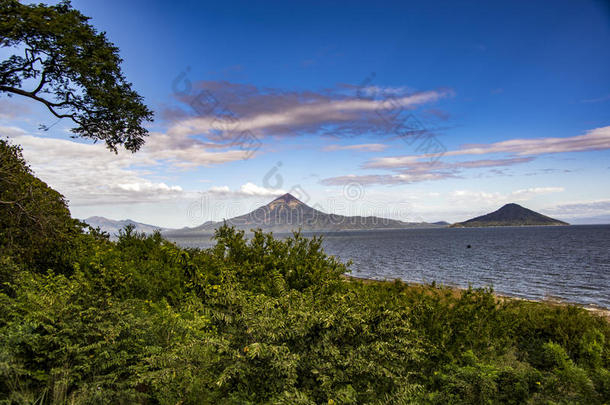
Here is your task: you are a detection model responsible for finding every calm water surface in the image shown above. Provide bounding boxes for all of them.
[170,225,610,308]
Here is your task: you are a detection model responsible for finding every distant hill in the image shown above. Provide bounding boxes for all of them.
[83,216,170,236]
[165,193,448,236]
[450,203,569,227]
[431,221,450,226]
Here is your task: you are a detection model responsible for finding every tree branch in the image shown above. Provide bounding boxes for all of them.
[1,59,41,84]
[0,198,43,229]
[32,70,47,95]
[0,85,77,121]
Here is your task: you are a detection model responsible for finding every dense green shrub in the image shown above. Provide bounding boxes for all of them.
[1,224,608,404]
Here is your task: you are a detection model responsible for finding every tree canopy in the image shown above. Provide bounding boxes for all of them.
[0,0,153,152]
[0,139,83,274]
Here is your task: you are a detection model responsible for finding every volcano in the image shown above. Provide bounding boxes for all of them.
[450,203,568,227]
[166,193,446,235]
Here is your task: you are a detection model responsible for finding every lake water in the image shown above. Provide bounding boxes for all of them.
[169,225,610,309]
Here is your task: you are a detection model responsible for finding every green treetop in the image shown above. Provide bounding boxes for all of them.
[0,0,153,152]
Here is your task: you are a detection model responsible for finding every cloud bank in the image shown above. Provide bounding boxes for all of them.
[3,124,289,208]
[410,126,610,161]
[166,81,451,142]
[3,128,189,206]
[322,126,610,186]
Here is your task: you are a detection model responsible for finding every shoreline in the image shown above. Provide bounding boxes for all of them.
[342,274,610,320]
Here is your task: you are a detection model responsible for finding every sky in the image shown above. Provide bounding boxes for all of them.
[1,0,610,227]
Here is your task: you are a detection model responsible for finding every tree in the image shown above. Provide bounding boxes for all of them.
[0,0,153,152]
[0,138,84,274]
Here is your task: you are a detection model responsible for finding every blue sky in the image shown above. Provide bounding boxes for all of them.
[1,0,609,227]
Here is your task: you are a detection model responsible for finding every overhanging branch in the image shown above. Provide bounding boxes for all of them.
[0,85,77,121]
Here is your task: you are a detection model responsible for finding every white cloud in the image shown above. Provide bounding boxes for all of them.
[321,172,458,185]
[364,156,534,170]
[115,182,183,193]
[363,126,610,171]
[358,85,412,97]
[2,128,189,206]
[363,126,610,169]
[208,185,231,194]
[362,155,421,168]
[204,182,286,198]
[322,127,610,186]
[510,187,565,199]
[544,200,610,218]
[321,157,538,186]
[1,119,260,206]
[411,126,610,160]
[449,187,564,206]
[142,131,255,168]
[167,89,451,140]
[0,125,28,138]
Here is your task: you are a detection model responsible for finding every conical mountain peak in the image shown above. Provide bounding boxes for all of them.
[451,203,568,227]
[268,193,307,209]
[498,203,523,210]
[272,192,299,202]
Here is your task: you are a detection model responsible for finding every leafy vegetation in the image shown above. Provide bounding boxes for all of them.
[0,139,84,276]
[1,141,609,404]
[0,0,153,152]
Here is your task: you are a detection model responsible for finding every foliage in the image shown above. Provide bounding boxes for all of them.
[0,0,153,152]
[1,222,608,404]
[0,139,84,275]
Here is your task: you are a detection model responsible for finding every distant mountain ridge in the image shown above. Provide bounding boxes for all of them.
[83,216,170,236]
[450,203,569,227]
[166,193,448,235]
